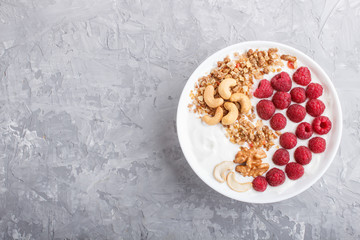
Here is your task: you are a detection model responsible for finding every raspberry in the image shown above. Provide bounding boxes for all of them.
[294,146,312,165]
[295,122,313,140]
[306,99,325,117]
[290,87,306,103]
[256,100,275,120]
[252,176,268,192]
[293,67,311,86]
[254,79,273,98]
[270,72,292,92]
[312,116,332,135]
[279,132,297,149]
[285,162,304,180]
[270,113,287,130]
[308,137,326,153]
[272,92,291,109]
[306,83,323,99]
[286,104,306,123]
[266,168,286,186]
[272,148,290,166]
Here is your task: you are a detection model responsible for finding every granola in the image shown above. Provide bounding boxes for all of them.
[188,48,283,149]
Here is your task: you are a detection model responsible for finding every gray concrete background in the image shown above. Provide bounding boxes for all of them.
[0,0,359,239]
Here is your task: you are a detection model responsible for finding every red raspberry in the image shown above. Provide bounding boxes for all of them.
[266,168,285,186]
[293,67,311,86]
[306,83,323,99]
[270,113,287,130]
[252,176,268,192]
[256,100,275,120]
[290,87,306,103]
[295,122,313,140]
[272,148,290,166]
[270,72,292,92]
[294,146,312,165]
[285,162,304,180]
[308,137,326,153]
[254,79,273,98]
[286,104,306,123]
[306,99,325,117]
[272,92,291,109]
[312,116,332,135]
[280,132,297,149]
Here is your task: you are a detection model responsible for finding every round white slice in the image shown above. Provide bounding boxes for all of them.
[213,161,235,183]
[226,172,252,192]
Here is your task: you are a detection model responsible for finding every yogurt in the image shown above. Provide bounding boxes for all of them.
[186,50,332,194]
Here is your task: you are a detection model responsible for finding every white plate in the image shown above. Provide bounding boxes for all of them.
[176,41,342,203]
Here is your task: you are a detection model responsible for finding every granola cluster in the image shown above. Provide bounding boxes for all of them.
[188,48,284,149]
[189,49,283,114]
[225,119,280,151]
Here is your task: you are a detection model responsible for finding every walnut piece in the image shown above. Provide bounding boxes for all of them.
[233,147,270,178]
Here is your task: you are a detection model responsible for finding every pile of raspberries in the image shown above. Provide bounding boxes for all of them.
[252,67,332,192]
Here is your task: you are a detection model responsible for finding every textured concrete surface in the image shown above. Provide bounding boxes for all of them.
[0,0,359,239]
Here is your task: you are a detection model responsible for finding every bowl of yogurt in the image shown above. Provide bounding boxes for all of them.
[176,41,342,203]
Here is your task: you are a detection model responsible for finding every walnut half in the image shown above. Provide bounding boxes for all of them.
[233,147,269,178]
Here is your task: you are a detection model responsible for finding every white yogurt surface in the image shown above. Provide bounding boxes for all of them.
[177,41,341,203]
[186,49,332,195]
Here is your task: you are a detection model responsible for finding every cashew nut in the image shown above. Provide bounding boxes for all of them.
[204,85,224,108]
[218,78,236,100]
[202,107,223,125]
[213,161,235,183]
[229,93,252,114]
[226,172,252,192]
[221,102,238,125]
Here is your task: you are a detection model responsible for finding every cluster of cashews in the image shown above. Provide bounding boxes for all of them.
[213,161,252,192]
[202,78,252,125]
